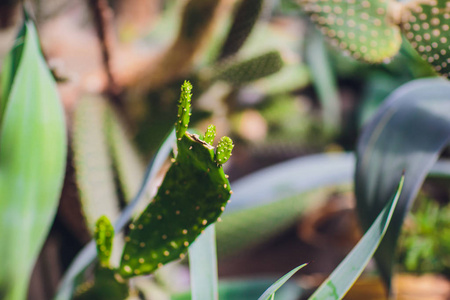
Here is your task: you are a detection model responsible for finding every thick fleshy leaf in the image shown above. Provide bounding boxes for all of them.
[0,19,67,299]
[72,95,120,233]
[188,225,218,300]
[401,0,450,78]
[258,264,307,300]
[355,78,450,291]
[298,0,402,62]
[309,176,404,300]
[218,0,264,60]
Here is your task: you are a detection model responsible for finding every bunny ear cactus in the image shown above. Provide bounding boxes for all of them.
[298,0,402,62]
[401,0,450,77]
[119,81,234,278]
[95,216,115,268]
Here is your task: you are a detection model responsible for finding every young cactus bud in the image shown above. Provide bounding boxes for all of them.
[203,124,216,145]
[176,81,193,140]
[94,216,115,267]
[216,136,234,165]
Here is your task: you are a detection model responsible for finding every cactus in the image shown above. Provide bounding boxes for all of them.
[118,81,233,278]
[95,216,115,267]
[299,0,402,62]
[299,0,450,77]
[204,124,216,145]
[216,136,234,165]
[400,0,450,78]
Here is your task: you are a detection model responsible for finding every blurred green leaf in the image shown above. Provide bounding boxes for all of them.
[355,78,450,291]
[309,176,404,300]
[0,19,67,299]
[258,263,307,300]
[189,225,218,300]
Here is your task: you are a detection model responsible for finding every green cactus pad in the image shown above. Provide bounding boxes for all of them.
[119,133,232,277]
[94,216,115,267]
[176,81,193,140]
[299,0,402,62]
[401,0,450,78]
[204,125,216,145]
[73,267,129,300]
[216,136,234,165]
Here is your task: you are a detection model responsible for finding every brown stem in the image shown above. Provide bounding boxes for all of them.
[89,0,122,106]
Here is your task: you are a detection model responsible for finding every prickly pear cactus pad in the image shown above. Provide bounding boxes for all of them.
[119,82,233,278]
[95,216,114,267]
[298,0,402,62]
[401,0,450,78]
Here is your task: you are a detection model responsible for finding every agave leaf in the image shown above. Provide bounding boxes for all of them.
[218,0,265,60]
[401,0,450,78]
[299,0,402,62]
[355,78,450,291]
[189,225,218,300]
[309,176,404,300]
[0,19,67,299]
[258,264,307,300]
[72,95,120,233]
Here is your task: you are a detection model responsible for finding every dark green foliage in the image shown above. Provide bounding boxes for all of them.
[299,0,402,62]
[94,216,114,267]
[212,51,284,85]
[119,81,233,278]
[218,0,265,60]
[73,267,129,300]
[401,0,450,77]
[204,124,216,145]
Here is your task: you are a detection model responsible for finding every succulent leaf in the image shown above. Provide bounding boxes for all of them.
[299,0,402,62]
[401,0,450,78]
[204,124,216,145]
[119,82,233,278]
[212,50,283,85]
[176,81,193,140]
[95,216,115,267]
[216,136,234,165]
[73,267,129,300]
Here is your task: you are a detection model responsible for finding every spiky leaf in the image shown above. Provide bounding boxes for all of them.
[299,0,402,62]
[401,0,450,77]
[94,216,114,267]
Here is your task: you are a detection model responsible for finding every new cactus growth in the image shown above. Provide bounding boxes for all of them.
[176,81,193,140]
[204,124,216,145]
[216,136,234,165]
[95,216,115,267]
[119,81,233,277]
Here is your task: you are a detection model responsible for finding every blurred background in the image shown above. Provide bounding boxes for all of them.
[0,0,449,299]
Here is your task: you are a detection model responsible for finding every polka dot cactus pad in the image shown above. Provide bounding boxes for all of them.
[401,0,450,78]
[119,82,233,278]
[298,0,402,62]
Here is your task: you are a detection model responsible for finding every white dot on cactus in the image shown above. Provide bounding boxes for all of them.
[202,219,207,225]
[139,258,144,264]
[184,241,189,247]
[182,229,188,234]
[164,251,170,256]
[123,265,131,273]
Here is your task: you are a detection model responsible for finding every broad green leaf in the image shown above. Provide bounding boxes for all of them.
[0,19,67,299]
[309,176,404,300]
[55,130,176,300]
[72,95,120,233]
[401,0,450,78]
[355,78,450,291]
[188,225,218,300]
[299,0,402,62]
[258,263,307,300]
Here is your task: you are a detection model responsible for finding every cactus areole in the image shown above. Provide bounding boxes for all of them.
[119,81,233,277]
